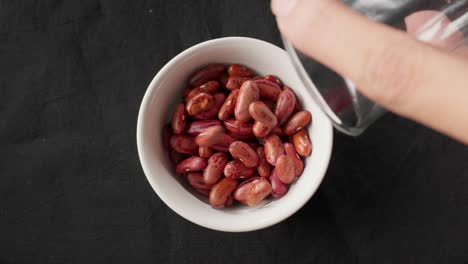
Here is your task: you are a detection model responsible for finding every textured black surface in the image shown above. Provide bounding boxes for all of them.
[1,1,468,263]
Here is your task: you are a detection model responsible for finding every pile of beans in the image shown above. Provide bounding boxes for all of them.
[164,64,312,209]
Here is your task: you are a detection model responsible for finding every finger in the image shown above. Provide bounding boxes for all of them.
[272,0,468,144]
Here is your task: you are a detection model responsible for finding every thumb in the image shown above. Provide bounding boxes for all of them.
[271,0,468,144]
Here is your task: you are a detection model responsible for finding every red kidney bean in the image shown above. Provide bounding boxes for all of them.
[229,141,259,168]
[292,129,312,157]
[203,152,230,185]
[252,121,272,138]
[164,124,172,149]
[269,170,288,199]
[187,80,220,99]
[284,143,304,177]
[224,195,233,207]
[171,103,187,134]
[249,101,278,128]
[195,188,210,197]
[225,76,249,91]
[195,126,225,147]
[257,146,271,178]
[283,111,312,136]
[175,156,208,174]
[198,146,214,158]
[264,75,283,88]
[187,172,213,190]
[210,133,237,152]
[209,178,238,208]
[264,134,284,166]
[169,150,187,164]
[275,155,295,184]
[224,160,255,180]
[223,119,254,137]
[234,81,259,123]
[186,92,214,116]
[275,88,296,125]
[233,177,271,206]
[189,64,225,87]
[194,93,226,120]
[170,135,198,154]
[218,89,239,120]
[254,79,282,101]
[186,120,222,135]
[228,64,254,78]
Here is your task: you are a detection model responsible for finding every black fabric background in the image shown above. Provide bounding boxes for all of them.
[1,1,468,263]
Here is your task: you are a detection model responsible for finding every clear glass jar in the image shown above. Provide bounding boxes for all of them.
[282,0,468,136]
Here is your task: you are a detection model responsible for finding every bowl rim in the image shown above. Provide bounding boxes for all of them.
[136,36,333,232]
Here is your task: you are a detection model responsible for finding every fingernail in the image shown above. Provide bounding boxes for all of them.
[271,0,298,17]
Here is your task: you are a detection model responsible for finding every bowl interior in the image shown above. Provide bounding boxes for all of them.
[137,37,333,232]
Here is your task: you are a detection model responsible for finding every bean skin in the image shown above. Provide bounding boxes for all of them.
[234,81,259,123]
[186,92,214,116]
[186,120,222,136]
[233,177,271,207]
[292,129,312,157]
[203,152,230,185]
[189,64,225,87]
[229,141,259,168]
[175,156,208,174]
[224,160,254,180]
[256,146,271,178]
[284,142,304,177]
[218,89,240,120]
[171,103,187,134]
[195,126,225,147]
[263,134,284,166]
[170,135,198,154]
[283,111,312,136]
[228,64,254,78]
[275,155,295,184]
[209,178,238,208]
[275,88,296,125]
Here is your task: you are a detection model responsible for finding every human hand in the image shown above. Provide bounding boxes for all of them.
[271,0,468,144]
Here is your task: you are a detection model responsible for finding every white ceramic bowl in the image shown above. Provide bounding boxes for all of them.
[137,37,333,232]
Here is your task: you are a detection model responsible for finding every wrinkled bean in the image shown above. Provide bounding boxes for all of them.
[292,129,312,157]
[209,178,238,208]
[203,152,230,185]
[229,141,259,168]
[234,81,259,123]
[233,177,271,206]
[224,160,255,180]
[189,64,225,87]
[186,92,214,116]
[194,93,226,120]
